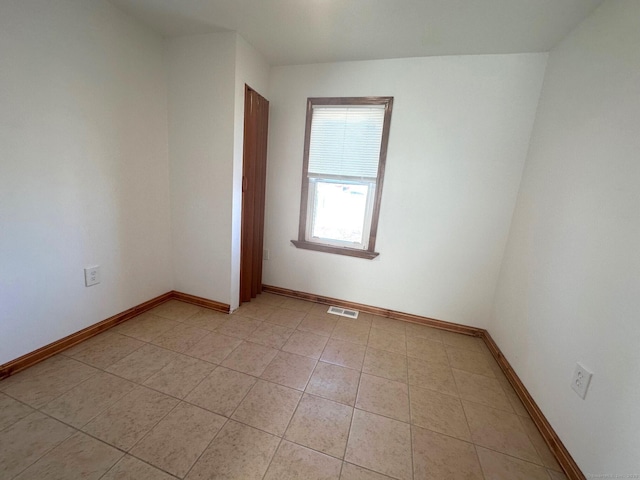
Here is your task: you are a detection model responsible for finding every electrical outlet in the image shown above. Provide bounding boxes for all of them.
[263,249,270,260]
[84,265,101,287]
[571,362,593,399]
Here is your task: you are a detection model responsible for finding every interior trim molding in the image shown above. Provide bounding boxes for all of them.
[0,290,230,380]
[0,291,173,380]
[171,290,231,313]
[262,284,480,336]
[481,331,585,480]
[263,284,584,480]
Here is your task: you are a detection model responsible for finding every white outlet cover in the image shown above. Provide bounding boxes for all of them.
[84,265,101,287]
[571,362,593,399]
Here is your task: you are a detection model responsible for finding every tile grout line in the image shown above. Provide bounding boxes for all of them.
[405,322,415,480]
[3,299,551,479]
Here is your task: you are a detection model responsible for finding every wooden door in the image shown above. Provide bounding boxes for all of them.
[240,85,269,304]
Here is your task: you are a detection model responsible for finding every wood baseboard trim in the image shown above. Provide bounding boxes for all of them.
[0,291,173,380]
[481,330,585,480]
[0,290,231,381]
[262,284,481,337]
[171,290,231,313]
[263,284,583,479]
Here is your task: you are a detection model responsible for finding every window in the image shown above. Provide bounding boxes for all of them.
[292,96,393,259]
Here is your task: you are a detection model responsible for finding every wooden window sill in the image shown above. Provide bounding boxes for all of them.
[291,240,379,259]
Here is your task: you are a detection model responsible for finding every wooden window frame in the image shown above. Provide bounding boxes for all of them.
[291,96,393,260]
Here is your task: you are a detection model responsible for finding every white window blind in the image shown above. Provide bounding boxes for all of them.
[308,105,385,179]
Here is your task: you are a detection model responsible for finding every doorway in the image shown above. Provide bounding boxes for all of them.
[240,85,269,304]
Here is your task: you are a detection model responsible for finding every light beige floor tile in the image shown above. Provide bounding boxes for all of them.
[151,324,210,354]
[70,333,145,369]
[280,298,316,313]
[371,317,406,334]
[186,366,256,416]
[367,328,406,355]
[130,402,225,477]
[331,319,371,346]
[60,332,112,358]
[0,412,74,479]
[247,322,294,349]
[409,385,471,441]
[321,339,366,371]
[144,354,214,398]
[0,353,76,381]
[351,313,374,325]
[463,400,541,464]
[187,332,242,364]
[298,314,339,337]
[412,426,484,479]
[106,344,176,383]
[285,394,353,458]
[362,348,407,383]
[42,372,135,428]
[232,380,301,436]
[282,330,329,359]
[446,346,495,377]
[504,386,530,418]
[453,368,513,412]
[261,351,317,390]
[308,302,334,317]
[233,303,277,321]
[183,309,230,331]
[548,469,568,480]
[186,420,279,480]
[476,446,551,480]
[340,463,395,480]
[102,455,176,480]
[112,314,180,342]
[221,341,279,376]
[0,356,97,408]
[264,440,342,480]
[148,300,202,321]
[356,374,409,422]
[345,409,412,480]
[405,322,443,342]
[406,337,449,365]
[440,331,484,352]
[306,362,361,406]
[82,386,178,450]
[255,292,287,307]
[0,393,33,431]
[265,308,306,328]
[14,431,122,480]
[519,416,563,471]
[216,316,262,340]
[407,356,458,396]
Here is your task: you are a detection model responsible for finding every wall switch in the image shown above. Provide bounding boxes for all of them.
[263,249,270,260]
[84,266,100,287]
[571,362,593,399]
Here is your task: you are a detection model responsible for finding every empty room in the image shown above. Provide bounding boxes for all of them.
[1,0,638,479]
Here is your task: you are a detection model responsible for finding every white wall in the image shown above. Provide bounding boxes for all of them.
[0,0,172,364]
[166,32,236,304]
[167,32,269,310]
[489,0,640,474]
[264,54,547,327]
[230,36,270,310]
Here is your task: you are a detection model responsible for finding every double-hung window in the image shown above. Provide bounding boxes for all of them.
[292,97,393,259]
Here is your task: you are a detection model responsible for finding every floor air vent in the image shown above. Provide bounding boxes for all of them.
[327,306,359,319]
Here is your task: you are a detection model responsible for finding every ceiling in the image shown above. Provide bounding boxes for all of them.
[109,0,603,66]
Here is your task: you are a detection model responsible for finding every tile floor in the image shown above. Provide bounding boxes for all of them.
[0,295,569,479]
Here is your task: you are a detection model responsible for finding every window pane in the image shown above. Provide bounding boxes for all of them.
[312,182,369,244]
